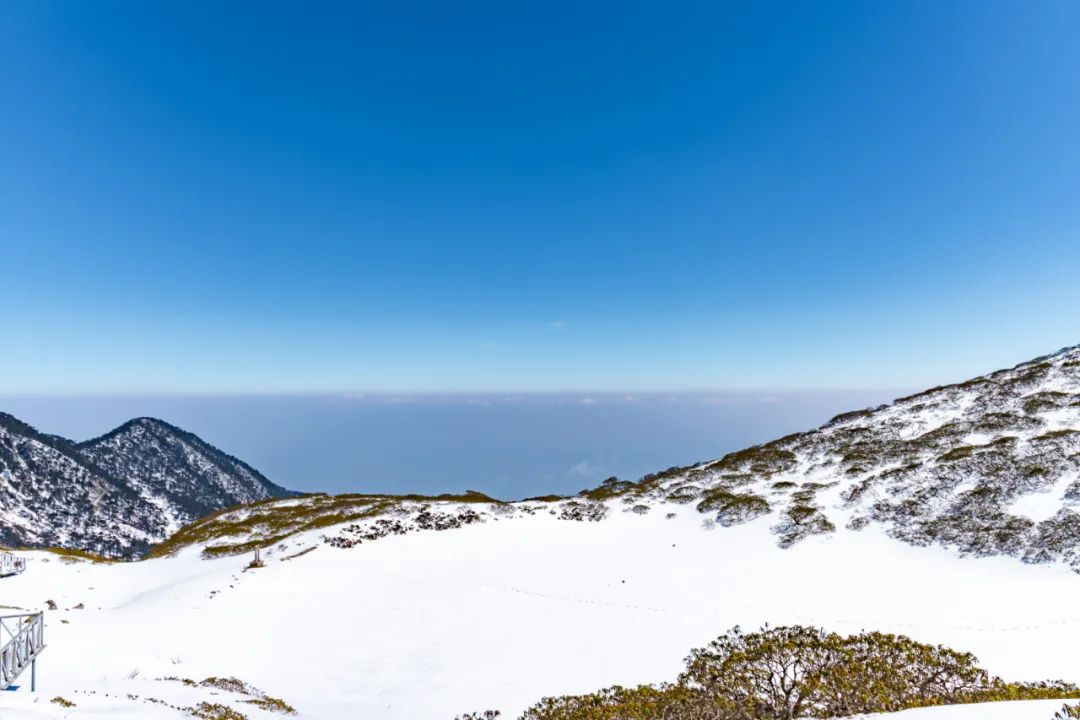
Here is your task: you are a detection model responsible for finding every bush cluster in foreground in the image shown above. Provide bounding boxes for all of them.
[517,625,1079,720]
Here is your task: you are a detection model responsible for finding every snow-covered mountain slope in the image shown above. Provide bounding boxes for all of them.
[158,344,1080,574]
[0,414,291,557]
[78,418,290,536]
[0,413,166,556]
[2,344,1079,717]
[638,341,1080,567]
[0,511,1078,719]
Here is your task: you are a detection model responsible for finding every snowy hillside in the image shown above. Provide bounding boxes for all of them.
[2,345,1080,718]
[0,415,291,557]
[0,511,1078,718]
[635,342,1080,567]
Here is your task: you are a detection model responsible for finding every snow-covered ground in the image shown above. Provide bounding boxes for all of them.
[1,508,1078,719]
[859,701,1073,719]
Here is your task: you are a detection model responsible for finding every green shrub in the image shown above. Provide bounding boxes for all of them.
[518,625,1080,720]
[775,506,836,548]
[244,696,297,715]
[580,478,638,501]
[826,409,873,425]
[190,703,247,720]
[520,684,722,720]
[939,446,976,462]
[697,491,771,526]
[715,446,797,476]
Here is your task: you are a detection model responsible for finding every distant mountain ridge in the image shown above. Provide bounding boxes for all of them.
[0,414,291,557]
[5,344,1080,569]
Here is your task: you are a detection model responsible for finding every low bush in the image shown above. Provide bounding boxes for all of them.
[696,491,771,527]
[190,702,247,720]
[244,696,297,715]
[518,625,1079,720]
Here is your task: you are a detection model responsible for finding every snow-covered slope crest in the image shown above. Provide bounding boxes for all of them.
[0,414,292,557]
[158,344,1080,572]
[2,511,1080,719]
[635,342,1080,568]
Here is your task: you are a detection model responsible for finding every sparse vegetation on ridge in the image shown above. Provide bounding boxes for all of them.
[190,702,247,720]
[148,489,510,558]
[579,477,638,501]
[244,696,298,715]
[33,546,118,564]
[159,676,297,717]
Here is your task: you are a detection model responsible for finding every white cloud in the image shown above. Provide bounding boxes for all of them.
[569,460,599,477]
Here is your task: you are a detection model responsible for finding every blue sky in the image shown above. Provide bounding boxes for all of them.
[2,1,1079,394]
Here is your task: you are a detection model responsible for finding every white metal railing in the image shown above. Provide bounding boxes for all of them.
[0,552,26,578]
[0,613,44,690]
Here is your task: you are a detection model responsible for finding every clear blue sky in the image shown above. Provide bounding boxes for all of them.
[2,1,1079,394]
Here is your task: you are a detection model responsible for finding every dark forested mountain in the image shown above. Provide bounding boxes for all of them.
[0,414,291,557]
